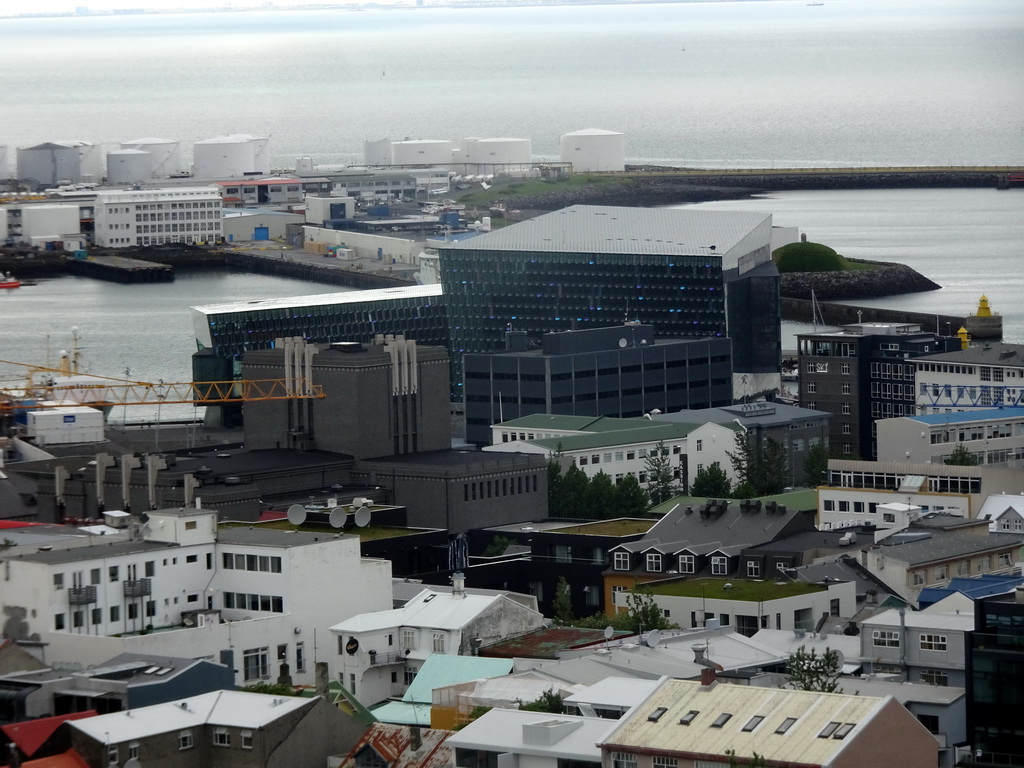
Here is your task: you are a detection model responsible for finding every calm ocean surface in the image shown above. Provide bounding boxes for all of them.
[1,0,1022,170]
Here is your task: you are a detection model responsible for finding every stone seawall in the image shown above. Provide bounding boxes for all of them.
[779,260,941,301]
[782,297,965,334]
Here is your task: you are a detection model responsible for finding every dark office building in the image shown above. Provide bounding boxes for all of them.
[437,205,781,398]
[797,323,957,460]
[242,335,452,459]
[967,591,1024,765]
[462,324,733,446]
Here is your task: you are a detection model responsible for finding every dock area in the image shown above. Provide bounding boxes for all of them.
[68,254,174,283]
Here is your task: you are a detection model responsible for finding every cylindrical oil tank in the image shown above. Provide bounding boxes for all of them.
[0,144,8,179]
[242,134,271,174]
[559,128,625,172]
[363,139,392,166]
[122,137,183,177]
[295,156,314,174]
[391,139,454,167]
[193,135,255,178]
[472,138,531,166]
[66,141,103,182]
[17,142,82,186]
[106,149,154,184]
[459,137,481,164]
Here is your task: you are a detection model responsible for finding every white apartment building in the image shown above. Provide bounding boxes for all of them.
[876,407,1024,468]
[329,575,544,707]
[0,506,391,687]
[915,342,1024,413]
[93,186,223,247]
[485,415,738,491]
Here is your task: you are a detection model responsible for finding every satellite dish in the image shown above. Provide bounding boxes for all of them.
[124,759,142,768]
[328,507,346,529]
[286,504,307,526]
[644,629,663,647]
[618,338,627,348]
[603,625,615,640]
[354,506,372,528]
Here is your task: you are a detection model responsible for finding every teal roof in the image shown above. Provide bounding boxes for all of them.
[403,655,514,704]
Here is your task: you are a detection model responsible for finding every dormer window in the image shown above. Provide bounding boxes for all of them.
[646,553,663,572]
[613,552,630,571]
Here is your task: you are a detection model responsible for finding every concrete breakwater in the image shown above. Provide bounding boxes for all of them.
[782,296,965,335]
[779,260,941,301]
[220,251,414,290]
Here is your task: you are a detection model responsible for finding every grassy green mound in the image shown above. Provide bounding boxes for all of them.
[773,241,846,272]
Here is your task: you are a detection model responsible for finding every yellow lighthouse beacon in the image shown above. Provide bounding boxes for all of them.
[964,295,1003,340]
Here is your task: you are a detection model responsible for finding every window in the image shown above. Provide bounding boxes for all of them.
[110,605,120,622]
[711,556,728,575]
[144,560,155,577]
[243,647,269,681]
[404,666,417,686]
[653,758,677,768]
[818,722,840,738]
[107,745,118,764]
[402,629,416,651]
[679,710,700,725]
[432,632,446,653]
[241,730,253,749]
[53,573,64,590]
[842,383,851,395]
[296,642,306,673]
[920,669,949,686]
[612,753,637,768]
[696,440,703,452]
[711,713,733,728]
[109,565,119,582]
[775,717,798,734]
[872,630,899,648]
[213,727,230,747]
[613,551,630,571]
[679,554,695,574]
[746,561,761,578]
[128,742,140,759]
[646,552,663,572]
[742,715,764,732]
[920,634,947,651]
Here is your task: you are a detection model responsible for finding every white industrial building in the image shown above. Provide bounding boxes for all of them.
[559,128,625,172]
[390,139,454,167]
[876,407,1024,468]
[106,148,154,185]
[121,136,184,177]
[18,203,83,247]
[23,405,105,446]
[93,186,223,247]
[363,138,393,166]
[192,133,271,178]
[1,506,392,687]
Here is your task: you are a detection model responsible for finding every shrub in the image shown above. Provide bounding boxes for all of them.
[773,241,845,273]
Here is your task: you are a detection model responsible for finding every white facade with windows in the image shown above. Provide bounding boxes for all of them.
[914,344,1024,413]
[0,507,391,687]
[93,186,222,247]
[876,407,1024,468]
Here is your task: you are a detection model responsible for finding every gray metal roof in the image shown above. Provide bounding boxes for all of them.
[655,402,830,429]
[914,342,1024,366]
[876,530,1024,565]
[443,205,770,257]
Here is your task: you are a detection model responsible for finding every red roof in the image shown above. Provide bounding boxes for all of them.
[1,711,97,758]
[23,749,90,768]
[258,510,287,522]
[0,520,45,529]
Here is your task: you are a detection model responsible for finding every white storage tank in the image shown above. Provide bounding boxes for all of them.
[391,139,454,167]
[25,406,105,446]
[106,148,154,184]
[121,137,183,177]
[459,137,482,164]
[559,128,625,172]
[363,138,392,166]
[0,144,7,178]
[193,134,266,178]
[472,138,532,166]
[240,134,271,174]
[64,140,103,182]
[21,204,81,241]
[296,156,314,174]
[17,142,82,186]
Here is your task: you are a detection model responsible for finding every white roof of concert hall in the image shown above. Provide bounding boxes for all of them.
[192,283,442,317]
[442,205,770,257]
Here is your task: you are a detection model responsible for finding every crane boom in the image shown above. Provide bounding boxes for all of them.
[0,379,325,408]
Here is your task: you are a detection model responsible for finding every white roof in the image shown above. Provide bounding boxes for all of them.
[562,128,623,137]
[564,676,660,709]
[751,629,861,663]
[70,690,311,743]
[193,283,441,316]
[331,588,514,634]
[978,493,1024,521]
[861,607,974,632]
[446,709,616,761]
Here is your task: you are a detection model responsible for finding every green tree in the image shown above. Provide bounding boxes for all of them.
[728,432,788,497]
[559,464,591,518]
[614,474,650,518]
[785,645,842,693]
[624,583,673,633]
[756,438,788,495]
[551,576,574,625]
[548,458,565,517]
[645,441,680,507]
[584,471,617,519]
[690,462,732,498]
[519,689,565,713]
[802,441,831,487]
[945,443,980,466]
[482,535,515,558]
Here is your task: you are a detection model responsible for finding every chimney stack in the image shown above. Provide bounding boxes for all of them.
[700,667,717,689]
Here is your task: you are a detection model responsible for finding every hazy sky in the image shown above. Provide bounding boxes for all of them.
[11,0,368,13]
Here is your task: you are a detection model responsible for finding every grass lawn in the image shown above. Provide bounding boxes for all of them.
[453,173,622,207]
[647,577,826,601]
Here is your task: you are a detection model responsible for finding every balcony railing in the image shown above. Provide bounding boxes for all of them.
[67,586,97,605]
[122,579,152,598]
[368,650,408,666]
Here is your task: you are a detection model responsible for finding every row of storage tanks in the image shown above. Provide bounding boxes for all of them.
[12,134,271,186]
[363,129,625,172]
[6,127,625,186]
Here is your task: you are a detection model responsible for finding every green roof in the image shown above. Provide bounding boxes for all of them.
[646,577,826,601]
[530,423,701,452]
[648,488,820,516]
[546,518,655,537]
[497,414,653,432]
